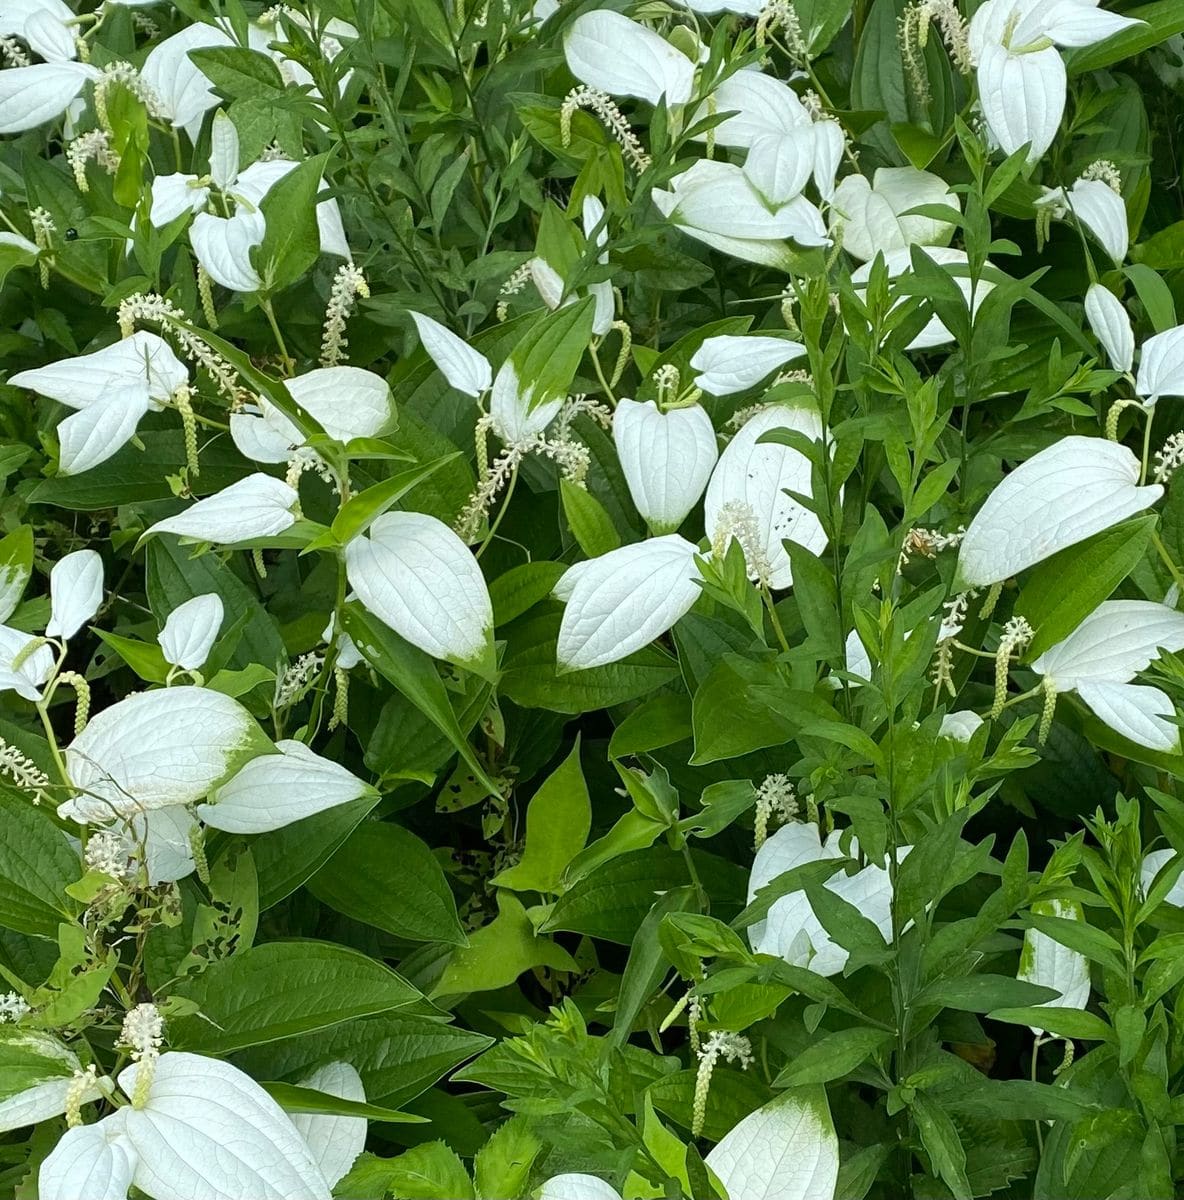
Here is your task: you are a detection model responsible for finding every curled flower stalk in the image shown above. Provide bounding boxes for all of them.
[560,86,651,172]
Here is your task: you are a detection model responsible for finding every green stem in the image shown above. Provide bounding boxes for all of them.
[260,298,293,373]
[476,463,518,560]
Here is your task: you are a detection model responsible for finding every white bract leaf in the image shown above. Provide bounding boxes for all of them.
[209,109,240,191]
[1076,680,1179,752]
[0,63,98,134]
[1032,600,1184,688]
[345,511,495,670]
[57,387,153,475]
[22,8,77,63]
[0,1030,104,1132]
[704,1086,839,1200]
[489,361,564,444]
[613,399,718,534]
[10,331,186,410]
[61,686,264,821]
[704,403,827,590]
[555,536,702,669]
[190,208,266,293]
[697,69,812,148]
[743,127,820,206]
[149,172,210,226]
[1036,177,1128,263]
[690,334,806,396]
[675,0,763,13]
[1135,325,1184,404]
[144,474,300,545]
[133,806,198,885]
[747,822,843,954]
[831,166,960,263]
[1018,898,1091,1034]
[233,159,349,260]
[1084,283,1134,372]
[1140,849,1184,909]
[140,22,233,138]
[530,257,567,311]
[39,1114,137,1200]
[117,1053,331,1200]
[291,1063,367,1189]
[198,739,372,833]
[46,548,103,640]
[0,624,54,702]
[409,311,492,397]
[564,11,695,106]
[285,367,392,444]
[539,1175,623,1200]
[940,710,984,743]
[956,437,1161,587]
[850,246,995,350]
[158,593,224,671]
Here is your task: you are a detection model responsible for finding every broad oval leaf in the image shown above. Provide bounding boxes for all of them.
[564,11,695,106]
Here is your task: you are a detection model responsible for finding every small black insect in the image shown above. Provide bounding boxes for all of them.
[64,228,78,241]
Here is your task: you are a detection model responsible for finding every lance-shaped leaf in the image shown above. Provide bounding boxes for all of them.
[1084,282,1134,372]
[1018,899,1091,1035]
[1031,599,1184,687]
[39,1116,137,1200]
[957,437,1161,587]
[60,686,268,821]
[703,402,827,590]
[1036,177,1129,264]
[45,548,103,640]
[158,593,224,671]
[0,62,99,134]
[831,166,960,263]
[564,10,695,106]
[409,312,491,398]
[143,474,300,545]
[345,511,495,673]
[539,1175,622,1200]
[198,739,374,834]
[704,1085,840,1200]
[613,399,718,534]
[555,536,701,670]
[116,1053,331,1200]
[690,335,806,396]
[291,1062,367,1190]
[1135,325,1184,404]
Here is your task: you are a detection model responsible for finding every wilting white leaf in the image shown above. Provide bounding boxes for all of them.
[209,109,240,191]
[144,474,299,545]
[0,624,54,702]
[158,593,224,671]
[1036,177,1128,264]
[140,22,233,138]
[555,536,701,669]
[1076,680,1179,752]
[564,11,695,106]
[1084,283,1134,373]
[190,209,265,293]
[291,1063,367,1189]
[690,334,806,396]
[0,63,99,135]
[345,511,495,670]
[1140,849,1184,908]
[1018,898,1091,1034]
[538,1175,623,1200]
[117,1053,331,1200]
[10,331,186,410]
[957,437,1161,587]
[1032,600,1184,688]
[39,1113,137,1200]
[705,1086,839,1200]
[613,399,718,534]
[409,312,492,398]
[1135,325,1184,404]
[46,549,103,640]
[61,686,264,821]
[703,402,827,590]
[940,710,984,743]
[233,159,349,260]
[198,739,372,834]
[831,166,959,263]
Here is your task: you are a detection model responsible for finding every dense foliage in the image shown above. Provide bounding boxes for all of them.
[4,0,1184,1197]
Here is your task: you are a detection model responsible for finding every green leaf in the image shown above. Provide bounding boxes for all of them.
[431,892,577,998]
[0,791,79,939]
[911,1092,972,1200]
[0,236,38,292]
[502,297,595,418]
[93,630,169,684]
[0,526,33,622]
[262,1080,427,1123]
[1065,2,1184,75]
[560,478,621,557]
[914,974,1059,1013]
[308,822,465,945]
[342,602,501,799]
[987,1005,1114,1041]
[338,1142,474,1200]
[493,738,590,894]
[473,1115,542,1200]
[187,46,287,99]
[330,455,461,545]
[255,154,331,294]
[170,941,420,1054]
[1015,516,1156,658]
[773,1027,893,1086]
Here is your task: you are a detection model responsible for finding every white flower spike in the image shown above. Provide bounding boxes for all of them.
[613,399,718,534]
[158,594,224,672]
[957,437,1162,587]
[555,535,702,669]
